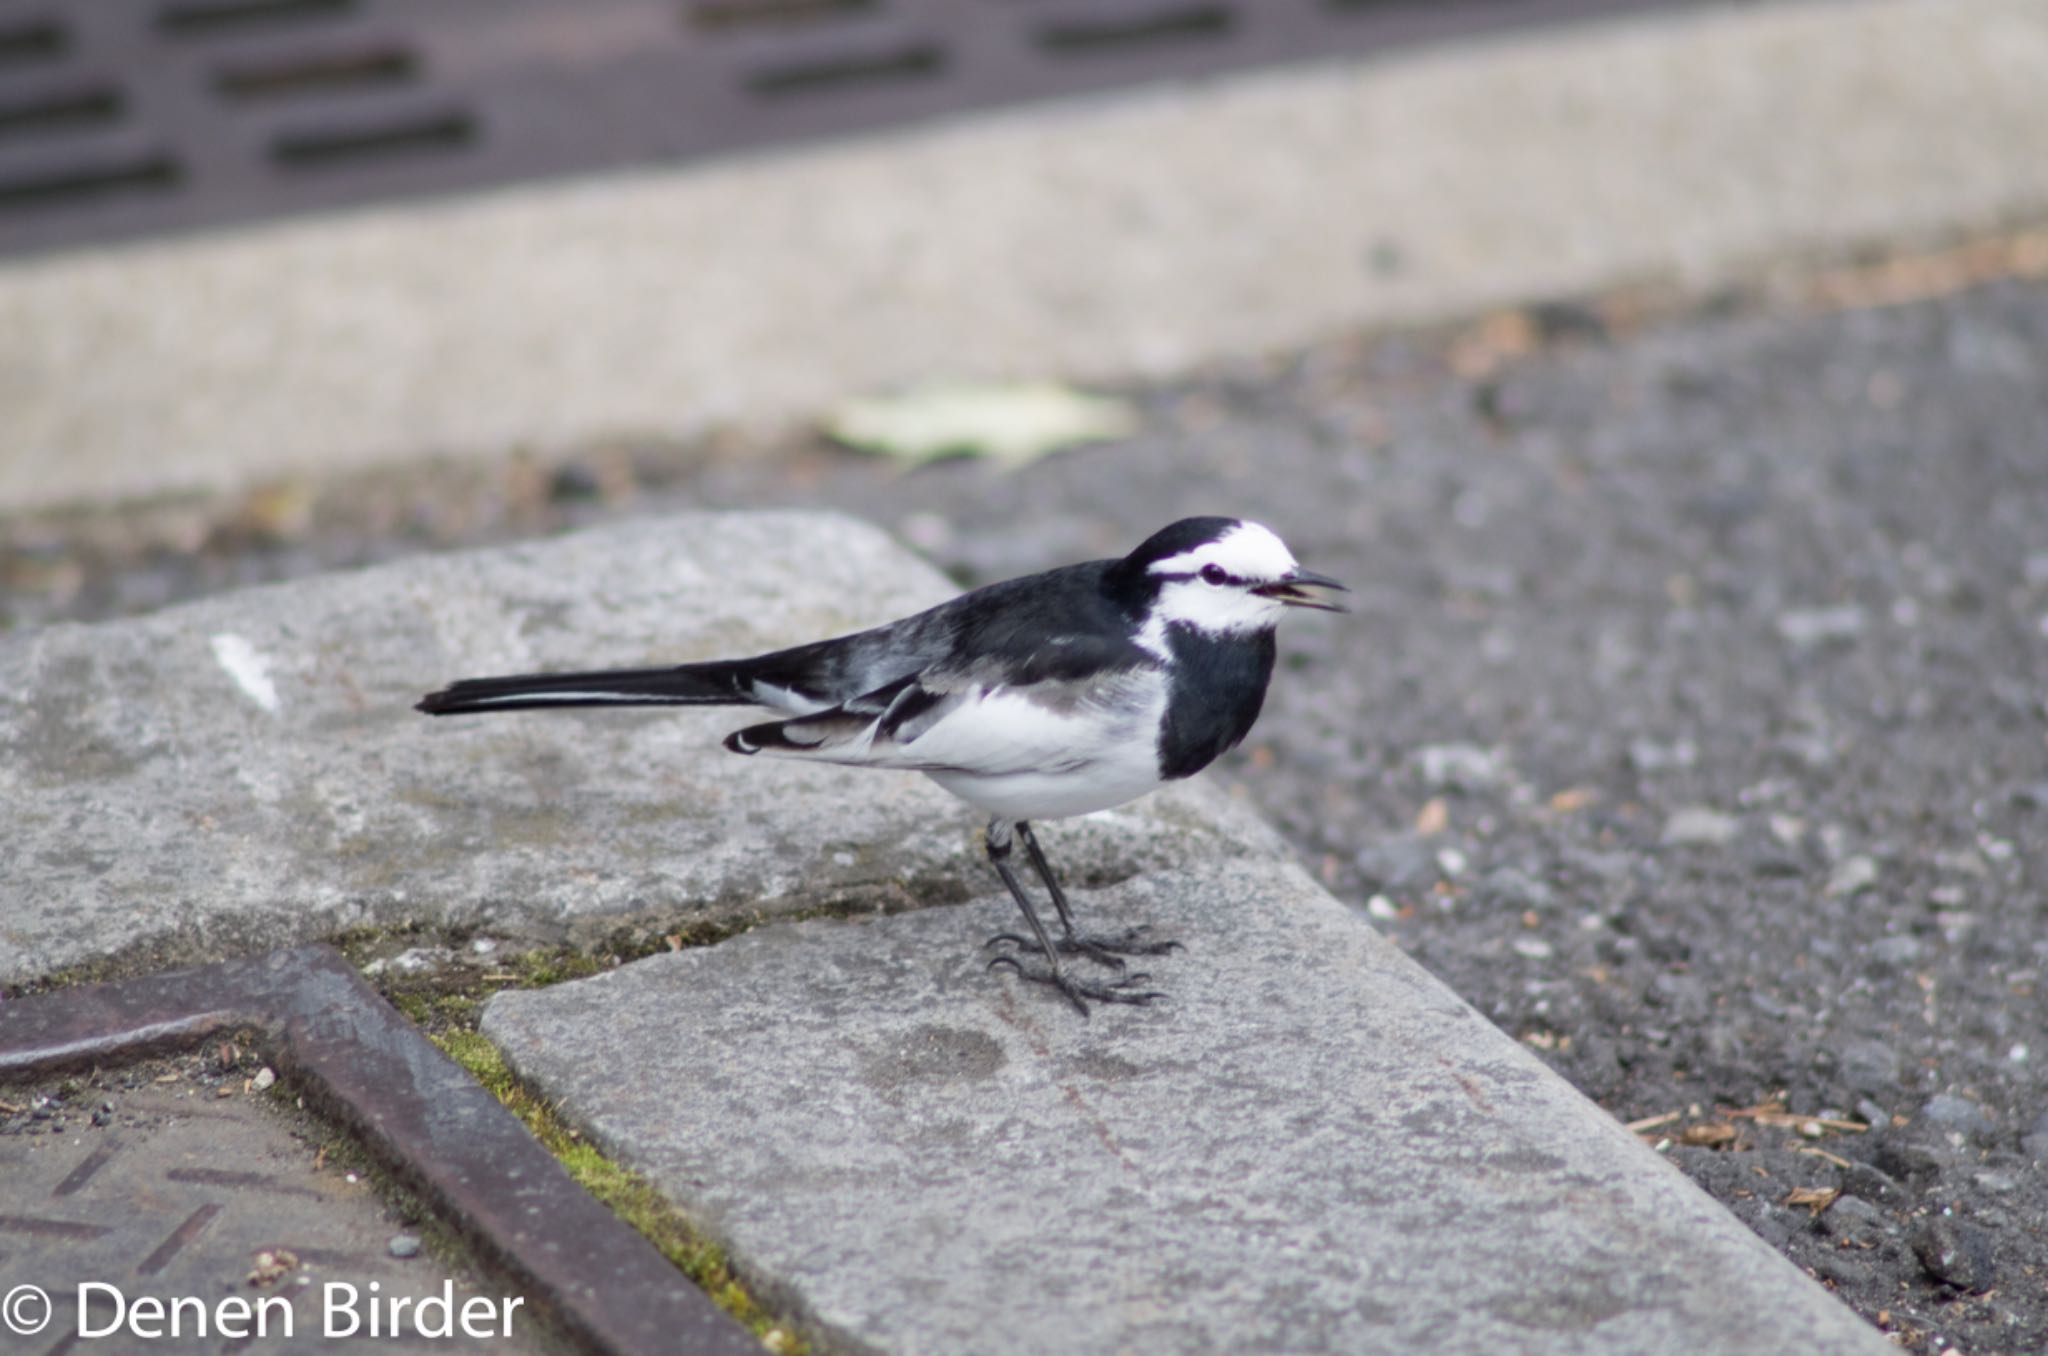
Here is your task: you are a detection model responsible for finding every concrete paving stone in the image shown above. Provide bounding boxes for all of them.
[481,857,1889,1356]
[0,1080,544,1353]
[0,511,1283,985]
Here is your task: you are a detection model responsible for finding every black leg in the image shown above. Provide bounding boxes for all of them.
[983,820,1163,1015]
[1013,821,1182,968]
[1016,820,1082,935]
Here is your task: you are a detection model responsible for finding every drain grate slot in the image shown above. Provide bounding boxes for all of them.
[155,0,360,38]
[0,151,181,210]
[1325,0,1485,11]
[690,0,881,32]
[1033,6,1233,56]
[0,18,67,67]
[213,44,418,101]
[0,87,125,140]
[745,41,945,97]
[269,109,475,170]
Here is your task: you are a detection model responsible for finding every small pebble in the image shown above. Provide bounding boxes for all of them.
[1354,836,1438,894]
[1873,1139,1944,1185]
[1410,743,1507,792]
[1661,807,1738,848]
[252,1067,277,1092]
[364,947,457,978]
[1811,1253,1873,1289]
[388,1234,422,1259]
[1919,1093,1994,1140]
[1627,738,1696,772]
[1824,855,1879,899]
[1478,866,1553,911]
[1837,1037,1900,1095]
[1910,1216,1996,1292]
[1768,814,1806,844]
[1824,1195,1891,1231]
[1777,605,1867,649]
[1866,935,1922,968]
[1745,845,1804,878]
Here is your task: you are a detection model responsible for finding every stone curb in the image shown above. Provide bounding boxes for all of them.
[5,0,2046,512]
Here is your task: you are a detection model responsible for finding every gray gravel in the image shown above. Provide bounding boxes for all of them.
[794,280,2048,1356]
[7,276,2045,1352]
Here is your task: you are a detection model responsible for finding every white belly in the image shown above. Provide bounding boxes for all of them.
[925,744,1167,822]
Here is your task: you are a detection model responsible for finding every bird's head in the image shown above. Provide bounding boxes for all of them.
[1116,517,1347,638]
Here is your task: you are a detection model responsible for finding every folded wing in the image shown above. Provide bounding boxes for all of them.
[724,660,1167,778]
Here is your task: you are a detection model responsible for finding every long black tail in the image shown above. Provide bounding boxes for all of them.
[416,663,754,716]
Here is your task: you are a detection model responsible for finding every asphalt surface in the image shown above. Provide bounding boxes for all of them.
[6,272,2045,1353]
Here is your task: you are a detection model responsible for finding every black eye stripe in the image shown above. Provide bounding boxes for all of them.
[1160,567,1248,587]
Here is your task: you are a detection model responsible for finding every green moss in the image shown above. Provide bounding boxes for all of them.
[430,1029,806,1354]
[508,947,610,989]
[342,934,806,1348]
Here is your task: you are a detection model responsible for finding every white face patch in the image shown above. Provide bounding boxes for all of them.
[1145,521,1298,583]
[1143,520,1299,638]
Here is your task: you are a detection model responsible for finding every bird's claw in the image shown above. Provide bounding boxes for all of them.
[982,926,1182,971]
[1066,925,1184,965]
[986,954,1166,1015]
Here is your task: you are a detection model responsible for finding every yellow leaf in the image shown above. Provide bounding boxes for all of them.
[824,380,1139,469]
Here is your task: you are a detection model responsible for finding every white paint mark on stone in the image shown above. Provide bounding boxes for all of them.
[211,632,280,713]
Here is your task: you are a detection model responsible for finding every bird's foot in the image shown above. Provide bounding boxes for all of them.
[982,926,1182,971]
[986,955,1165,1016]
[1062,925,1183,968]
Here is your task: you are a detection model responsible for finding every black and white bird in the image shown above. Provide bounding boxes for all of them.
[416,517,1343,1014]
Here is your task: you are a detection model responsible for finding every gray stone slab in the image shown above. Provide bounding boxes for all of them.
[0,512,1282,984]
[481,858,1888,1356]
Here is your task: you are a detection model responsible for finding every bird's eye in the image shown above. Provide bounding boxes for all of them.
[1200,565,1229,586]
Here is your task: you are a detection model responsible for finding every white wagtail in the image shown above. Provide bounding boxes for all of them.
[417,517,1343,1014]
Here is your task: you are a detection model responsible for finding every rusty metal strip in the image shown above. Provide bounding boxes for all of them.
[136,1202,224,1274]
[0,946,763,1356]
[50,1140,125,1197]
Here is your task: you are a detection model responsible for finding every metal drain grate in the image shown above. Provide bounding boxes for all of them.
[2,946,762,1356]
[0,0,1695,257]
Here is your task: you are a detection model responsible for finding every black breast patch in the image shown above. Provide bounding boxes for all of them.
[1156,626,1276,780]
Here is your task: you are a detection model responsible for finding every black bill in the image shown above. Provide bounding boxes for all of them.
[1255,568,1349,612]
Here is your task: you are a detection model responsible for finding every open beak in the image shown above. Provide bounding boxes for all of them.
[1255,568,1349,612]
